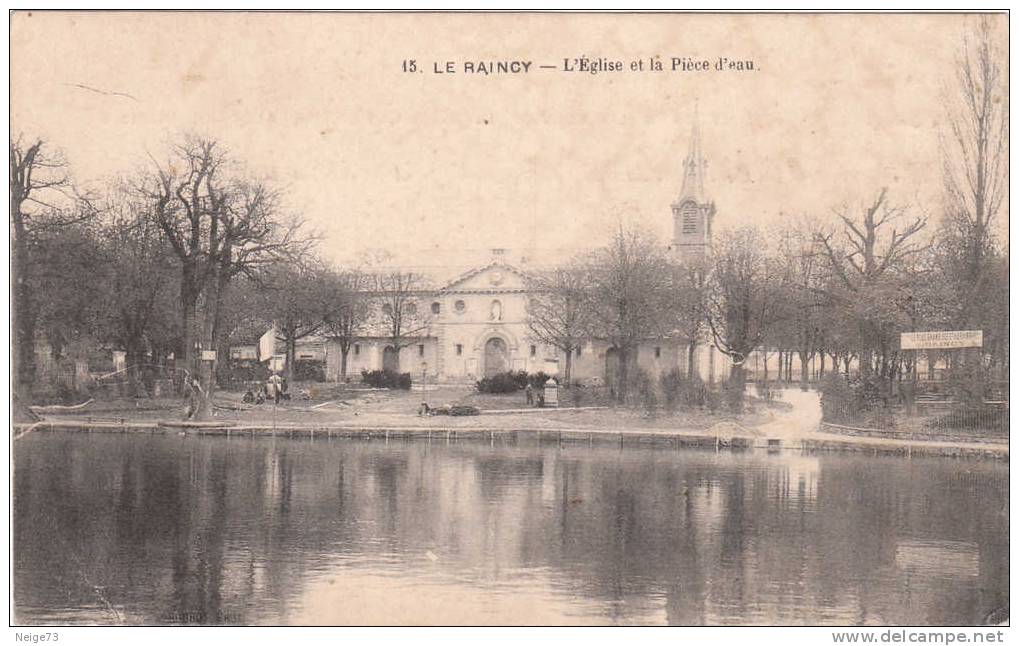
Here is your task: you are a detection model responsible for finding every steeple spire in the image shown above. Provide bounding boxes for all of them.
[670,104,716,263]
[679,103,707,203]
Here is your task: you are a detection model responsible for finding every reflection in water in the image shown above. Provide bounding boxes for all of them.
[12,433,1009,626]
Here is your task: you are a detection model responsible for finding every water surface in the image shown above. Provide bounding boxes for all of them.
[12,432,1009,625]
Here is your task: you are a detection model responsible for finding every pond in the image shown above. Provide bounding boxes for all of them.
[12,431,1009,625]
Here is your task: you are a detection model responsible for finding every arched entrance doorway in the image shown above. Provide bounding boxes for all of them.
[484,337,509,377]
[382,346,399,372]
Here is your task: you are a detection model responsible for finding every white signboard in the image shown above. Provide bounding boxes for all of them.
[201,350,218,361]
[900,330,983,350]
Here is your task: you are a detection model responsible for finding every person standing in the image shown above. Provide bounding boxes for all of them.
[267,371,284,405]
[525,382,534,406]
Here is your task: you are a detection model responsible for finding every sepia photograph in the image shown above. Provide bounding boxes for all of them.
[7,9,1010,632]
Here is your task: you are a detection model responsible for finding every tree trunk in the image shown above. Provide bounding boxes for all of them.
[180,269,211,420]
[340,347,350,382]
[286,337,297,382]
[686,342,697,379]
[12,223,36,399]
[819,352,826,378]
[125,341,143,397]
[729,363,747,414]
[563,346,573,386]
[859,348,873,378]
[210,267,231,387]
[617,347,629,403]
[799,350,811,389]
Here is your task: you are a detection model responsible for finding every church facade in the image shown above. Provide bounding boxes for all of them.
[319,124,724,385]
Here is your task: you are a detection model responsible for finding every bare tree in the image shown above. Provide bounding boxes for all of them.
[942,16,1007,285]
[816,189,927,378]
[938,16,1009,395]
[373,271,431,371]
[525,265,590,386]
[139,135,310,417]
[584,226,673,402]
[95,192,180,395]
[704,227,786,412]
[772,223,827,388]
[10,136,90,404]
[667,255,710,379]
[262,264,330,382]
[208,181,312,379]
[322,268,372,381]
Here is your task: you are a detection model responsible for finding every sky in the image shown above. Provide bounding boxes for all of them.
[9,12,1008,268]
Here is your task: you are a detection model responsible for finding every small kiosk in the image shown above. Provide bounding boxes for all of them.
[543,378,559,408]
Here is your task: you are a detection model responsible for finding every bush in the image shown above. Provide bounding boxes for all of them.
[626,368,657,414]
[660,368,684,411]
[527,371,553,388]
[449,404,481,416]
[294,359,326,382]
[476,371,555,394]
[361,369,412,390]
[819,373,862,423]
[219,360,270,386]
[703,385,722,413]
[476,372,521,393]
[680,375,707,408]
[511,370,530,389]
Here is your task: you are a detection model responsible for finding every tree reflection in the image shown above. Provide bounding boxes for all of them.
[12,433,1009,626]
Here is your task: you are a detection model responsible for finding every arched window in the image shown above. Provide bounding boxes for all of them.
[455,299,466,313]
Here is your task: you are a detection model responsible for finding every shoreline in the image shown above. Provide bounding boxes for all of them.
[13,416,1008,461]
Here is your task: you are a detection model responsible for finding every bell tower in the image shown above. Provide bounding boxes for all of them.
[671,113,716,262]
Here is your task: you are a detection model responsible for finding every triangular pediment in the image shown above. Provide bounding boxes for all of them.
[440,262,532,292]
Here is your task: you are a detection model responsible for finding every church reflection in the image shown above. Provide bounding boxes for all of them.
[13,433,1008,625]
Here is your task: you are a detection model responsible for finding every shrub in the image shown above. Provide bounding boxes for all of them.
[527,371,553,388]
[449,404,481,416]
[361,369,412,390]
[628,368,657,414]
[570,386,585,408]
[476,372,522,393]
[679,375,707,408]
[219,360,270,385]
[477,371,559,394]
[660,368,684,411]
[703,385,722,413]
[294,359,326,382]
[819,373,862,423]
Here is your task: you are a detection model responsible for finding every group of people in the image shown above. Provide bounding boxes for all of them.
[524,382,546,407]
[242,372,287,405]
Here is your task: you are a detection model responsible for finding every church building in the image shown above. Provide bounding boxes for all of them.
[318,122,724,385]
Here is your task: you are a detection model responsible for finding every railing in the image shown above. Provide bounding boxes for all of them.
[821,398,1008,443]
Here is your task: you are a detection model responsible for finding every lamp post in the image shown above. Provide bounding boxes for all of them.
[421,361,428,392]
